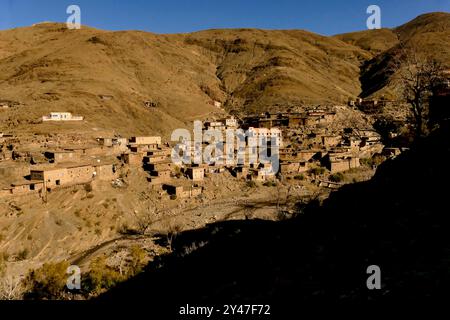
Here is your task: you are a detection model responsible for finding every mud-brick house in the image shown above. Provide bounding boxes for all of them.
[232,166,249,179]
[66,164,95,184]
[98,138,129,152]
[145,160,174,172]
[64,146,106,156]
[97,137,114,147]
[280,161,309,175]
[186,167,205,181]
[45,151,78,163]
[94,163,118,181]
[148,170,171,185]
[30,164,95,188]
[143,154,167,164]
[297,150,321,162]
[162,184,203,199]
[147,148,172,157]
[122,153,143,166]
[327,157,360,173]
[129,136,162,146]
[10,180,44,195]
[30,167,69,188]
[129,145,157,154]
[250,168,277,182]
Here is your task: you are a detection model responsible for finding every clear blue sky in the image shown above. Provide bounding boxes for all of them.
[0,0,449,35]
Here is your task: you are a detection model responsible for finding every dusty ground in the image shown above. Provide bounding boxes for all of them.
[0,163,336,281]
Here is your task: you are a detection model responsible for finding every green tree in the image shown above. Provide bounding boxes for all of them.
[83,256,123,295]
[23,261,69,300]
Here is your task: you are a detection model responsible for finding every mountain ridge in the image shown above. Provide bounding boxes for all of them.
[0,12,448,136]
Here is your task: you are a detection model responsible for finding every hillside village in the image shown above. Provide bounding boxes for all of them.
[0,102,404,202]
[0,11,448,301]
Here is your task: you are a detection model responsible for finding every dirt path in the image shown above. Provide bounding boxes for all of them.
[68,193,284,267]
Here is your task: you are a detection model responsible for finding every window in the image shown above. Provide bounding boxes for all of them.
[56,180,61,186]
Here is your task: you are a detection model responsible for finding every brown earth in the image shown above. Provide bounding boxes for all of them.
[0,12,448,137]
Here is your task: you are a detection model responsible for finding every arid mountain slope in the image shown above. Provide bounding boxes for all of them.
[0,12,448,136]
[342,12,450,99]
[182,28,370,114]
[0,24,225,137]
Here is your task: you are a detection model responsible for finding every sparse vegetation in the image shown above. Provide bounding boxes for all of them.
[22,261,69,299]
[309,167,326,175]
[329,173,345,183]
[83,257,123,295]
[263,181,277,187]
[128,246,147,276]
[246,181,257,188]
[16,249,29,261]
[84,183,93,193]
[0,253,6,277]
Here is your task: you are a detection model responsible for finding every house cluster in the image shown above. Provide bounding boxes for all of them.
[241,106,337,129]
[238,107,384,178]
[279,125,384,177]
[0,102,393,199]
[0,138,121,198]
[200,116,281,182]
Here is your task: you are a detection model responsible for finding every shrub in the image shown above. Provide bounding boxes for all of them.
[329,172,345,183]
[170,194,177,200]
[83,257,123,295]
[246,181,257,188]
[309,167,326,175]
[263,181,277,187]
[17,249,29,261]
[84,184,93,193]
[23,261,69,299]
[128,246,147,276]
[294,174,305,180]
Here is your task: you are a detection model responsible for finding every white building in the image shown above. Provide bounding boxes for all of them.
[42,112,84,122]
[248,127,283,147]
[225,117,238,128]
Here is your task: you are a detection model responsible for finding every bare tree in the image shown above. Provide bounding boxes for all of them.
[164,220,182,252]
[133,199,161,235]
[392,46,445,137]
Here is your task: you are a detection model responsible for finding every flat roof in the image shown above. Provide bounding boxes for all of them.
[11,180,44,186]
[30,160,116,172]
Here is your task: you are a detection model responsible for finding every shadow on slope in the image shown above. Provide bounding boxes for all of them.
[99,122,450,308]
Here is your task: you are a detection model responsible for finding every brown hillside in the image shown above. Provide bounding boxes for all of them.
[358,12,450,98]
[334,28,399,55]
[182,29,370,114]
[0,13,448,136]
[0,23,225,138]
